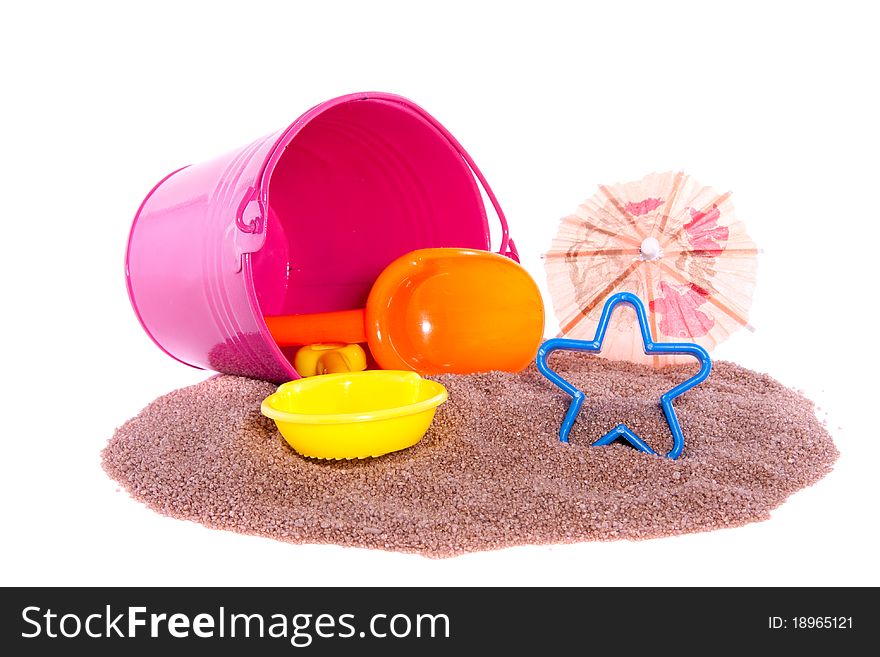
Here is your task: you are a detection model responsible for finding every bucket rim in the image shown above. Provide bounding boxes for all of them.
[242,91,511,381]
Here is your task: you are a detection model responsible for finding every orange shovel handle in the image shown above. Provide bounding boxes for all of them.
[264,308,367,347]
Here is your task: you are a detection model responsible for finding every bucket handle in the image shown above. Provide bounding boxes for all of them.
[410,106,519,262]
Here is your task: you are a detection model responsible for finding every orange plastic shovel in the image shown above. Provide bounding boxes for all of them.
[264,248,545,375]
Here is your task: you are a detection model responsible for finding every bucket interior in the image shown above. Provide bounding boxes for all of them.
[251,99,490,314]
[249,98,492,367]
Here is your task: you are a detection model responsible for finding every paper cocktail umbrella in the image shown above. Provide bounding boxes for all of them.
[544,172,758,365]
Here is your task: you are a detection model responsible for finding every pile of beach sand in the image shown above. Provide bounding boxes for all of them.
[102,353,837,557]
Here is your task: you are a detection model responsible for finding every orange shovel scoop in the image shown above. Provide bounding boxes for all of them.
[264,248,545,375]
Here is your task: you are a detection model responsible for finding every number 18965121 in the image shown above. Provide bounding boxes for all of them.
[769,617,853,630]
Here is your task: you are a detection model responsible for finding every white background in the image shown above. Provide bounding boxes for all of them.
[1,0,878,586]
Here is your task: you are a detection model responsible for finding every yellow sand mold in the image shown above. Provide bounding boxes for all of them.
[260,371,447,460]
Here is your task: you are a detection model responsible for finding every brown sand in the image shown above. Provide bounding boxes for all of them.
[102,354,838,557]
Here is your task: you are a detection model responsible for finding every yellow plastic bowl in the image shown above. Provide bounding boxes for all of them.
[260,370,448,460]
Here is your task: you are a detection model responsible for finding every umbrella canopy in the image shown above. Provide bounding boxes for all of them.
[544,171,758,365]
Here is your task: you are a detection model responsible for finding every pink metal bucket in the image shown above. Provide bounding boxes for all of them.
[126,92,517,383]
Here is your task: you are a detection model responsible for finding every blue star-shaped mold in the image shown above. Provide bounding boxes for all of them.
[535,292,712,459]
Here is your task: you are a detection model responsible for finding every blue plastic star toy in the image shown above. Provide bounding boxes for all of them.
[535,292,711,459]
